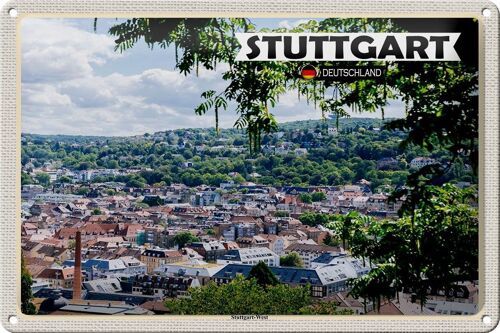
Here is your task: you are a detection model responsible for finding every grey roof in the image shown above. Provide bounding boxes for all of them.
[213,264,323,286]
[311,253,345,264]
[85,291,158,305]
[59,303,150,315]
[217,248,277,262]
[217,249,241,262]
[83,278,122,293]
[33,288,87,300]
[271,266,322,285]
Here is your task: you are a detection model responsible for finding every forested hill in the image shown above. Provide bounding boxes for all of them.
[21,118,475,191]
[22,118,386,143]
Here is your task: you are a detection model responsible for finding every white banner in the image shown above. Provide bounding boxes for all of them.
[235,33,461,61]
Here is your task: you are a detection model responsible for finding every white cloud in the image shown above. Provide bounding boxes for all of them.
[278,19,311,30]
[21,19,119,83]
[21,19,403,136]
[23,84,72,107]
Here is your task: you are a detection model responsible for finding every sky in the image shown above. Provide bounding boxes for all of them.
[21,18,404,136]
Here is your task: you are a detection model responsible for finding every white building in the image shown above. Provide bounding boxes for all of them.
[327,127,339,136]
[258,234,286,256]
[217,247,280,267]
[310,253,372,277]
[284,243,344,268]
[425,300,478,315]
[22,184,44,200]
[294,148,308,156]
[153,258,225,286]
[410,157,437,169]
[62,257,147,280]
[352,196,369,209]
[34,193,83,203]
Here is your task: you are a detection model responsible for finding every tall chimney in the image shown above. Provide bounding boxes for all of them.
[72,230,82,300]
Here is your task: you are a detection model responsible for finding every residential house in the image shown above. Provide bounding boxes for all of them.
[35,267,75,289]
[131,274,199,298]
[153,258,225,286]
[410,157,438,169]
[186,241,228,262]
[140,249,184,274]
[217,247,280,267]
[213,262,367,298]
[284,243,344,268]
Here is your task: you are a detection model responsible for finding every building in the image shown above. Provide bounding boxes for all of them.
[82,277,123,294]
[425,300,478,315]
[193,190,222,206]
[294,148,308,156]
[143,226,166,247]
[21,184,44,200]
[367,194,388,211]
[212,262,367,298]
[153,258,225,286]
[234,222,259,239]
[327,127,339,136]
[310,253,371,277]
[352,196,369,209]
[131,274,199,298]
[217,247,280,267]
[187,241,228,262]
[376,157,399,170]
[33,193,82,203]
[284,243,344,268]
[410,157,438,169]
[63,257,147,280]
[140,249,184,274]
[53,302,152,315]
[259,234,286,256]
[236,235,269,249]
[35,267,75,289]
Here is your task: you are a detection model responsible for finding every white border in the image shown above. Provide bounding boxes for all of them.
[0,1,498,332]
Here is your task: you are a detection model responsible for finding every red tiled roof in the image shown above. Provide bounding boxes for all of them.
[230,215,257,223]
[56,227,78,239]
[36,267,74,280]
[367,301,403,315]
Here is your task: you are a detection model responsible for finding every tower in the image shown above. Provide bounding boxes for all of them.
[72,230,82,300]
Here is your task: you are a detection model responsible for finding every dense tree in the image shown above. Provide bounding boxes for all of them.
[142,196,165,207]
[339,184,478,309]
[21,172,33,185]
[173,232,200,249]
[21,258,36,314]
[35,172,51,187]
[326,211,361,250]
[323,233,339,247]
[165,275,347,315]
[299,193,312,204]
[58,175,72,183]
[311,191,326,202]
[280,253,303,268]
[106,18,477,183]
[106,160,119,169]
[126,178,145,188]
[274,211,290,218]
[247,262,279,287]
[75,186,90,196]
[21,118,475,191]
[299,211,331,227]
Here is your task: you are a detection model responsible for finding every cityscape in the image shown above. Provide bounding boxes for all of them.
[20,17,479,316]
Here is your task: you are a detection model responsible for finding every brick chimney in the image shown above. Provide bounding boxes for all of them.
[72,230,82,300]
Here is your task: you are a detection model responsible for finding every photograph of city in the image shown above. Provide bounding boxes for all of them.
[20,17,478,316]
